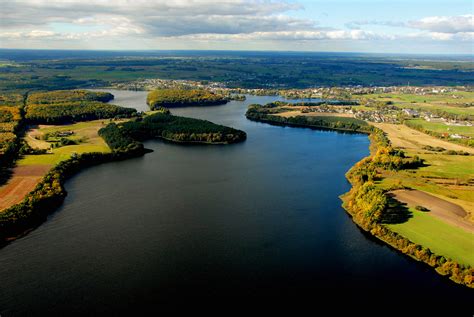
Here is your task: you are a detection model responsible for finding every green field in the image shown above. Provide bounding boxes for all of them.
[19,120,110,165]
[388,208,474,266]
[415,153,474,180]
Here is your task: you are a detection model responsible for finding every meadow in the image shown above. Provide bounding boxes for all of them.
[388,208,474,266]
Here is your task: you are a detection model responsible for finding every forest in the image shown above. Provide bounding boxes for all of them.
[27,90,113,104]
[25,90,136,124]
[25,102,136,124]
[100,112,246,147]
[0,105,22,164]
[147,89,228,109]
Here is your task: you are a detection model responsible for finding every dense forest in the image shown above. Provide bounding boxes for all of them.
[27,90,113,104]
[100,112,246,146]
[0,93,24,106]
[98,123,144,153]
[147,89,228,109]
[0,105,22,164]
[25,90,135,124]
[25,102,136,124]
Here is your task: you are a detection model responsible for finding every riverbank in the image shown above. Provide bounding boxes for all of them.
[245,103,473,288]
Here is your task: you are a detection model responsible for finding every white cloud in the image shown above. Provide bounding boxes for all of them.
[0,0,472,49]
[173,30,394,41]
[408,15,474,33]
[0,30,57,39]
[346,20,405,29]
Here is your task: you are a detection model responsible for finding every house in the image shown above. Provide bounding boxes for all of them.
[403,109,419,117]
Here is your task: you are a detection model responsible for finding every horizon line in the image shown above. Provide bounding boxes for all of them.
[0,47,473,57]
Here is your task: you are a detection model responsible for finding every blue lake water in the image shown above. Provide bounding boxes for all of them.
[0,92,470,314]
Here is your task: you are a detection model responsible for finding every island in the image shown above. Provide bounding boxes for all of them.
[147,88,228,109]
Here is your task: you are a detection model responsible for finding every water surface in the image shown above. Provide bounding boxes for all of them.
[0,92,470,314]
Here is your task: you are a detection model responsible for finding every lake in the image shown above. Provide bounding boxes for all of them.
[0,92,470,314]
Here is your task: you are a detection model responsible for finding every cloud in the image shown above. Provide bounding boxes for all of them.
[345,20,405,30]
[346,15,473,40]
[0,0,307,35]
[0,1,472,48]
[408,14,474,33]
[178,30,393,41]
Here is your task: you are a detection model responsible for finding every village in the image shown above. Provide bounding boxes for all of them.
[112,78,473,141]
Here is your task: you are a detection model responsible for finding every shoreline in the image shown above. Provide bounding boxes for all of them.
[247,113,473,288]
[0,115,246,245]
[0,148,147,246]
[246,114,371,135]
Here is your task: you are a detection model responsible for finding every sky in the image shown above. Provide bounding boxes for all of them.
[0,0,472,54]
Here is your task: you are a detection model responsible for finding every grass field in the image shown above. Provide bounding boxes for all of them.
[406,118,474,138]
[20,120,110,165]
[415,153,474,180]
[388,208,474,266]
